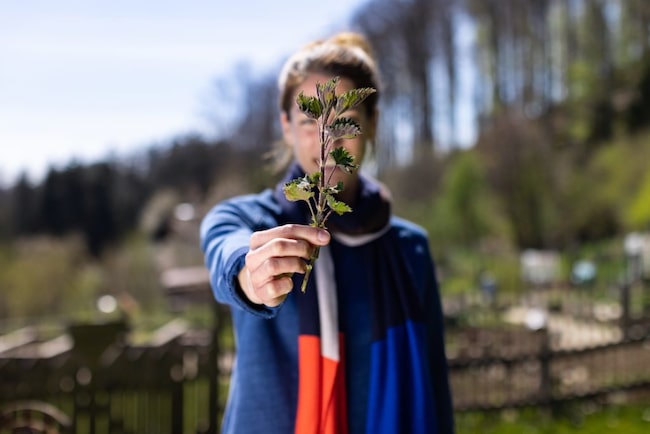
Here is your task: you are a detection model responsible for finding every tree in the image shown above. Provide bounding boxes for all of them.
[81,163,117,257]
[476,111,557,249]
[431,150,508,247]
[9,174,38,236]
[40,167,76,235]
[626,169,650,230]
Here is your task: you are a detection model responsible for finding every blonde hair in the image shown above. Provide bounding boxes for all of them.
[278,31,381,118]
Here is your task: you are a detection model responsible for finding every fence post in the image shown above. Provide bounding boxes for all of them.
[207,301,222,434]
[538,326,552,407]
[172,380,184,434]
[643,278,650,317]
[620,281,631,340]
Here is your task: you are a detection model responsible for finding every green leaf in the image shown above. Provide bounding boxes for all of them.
[283,175,314,202]
[317,77,338,110]
[296,93,322,119]
[309,171,321,185]
[328,117,362,141]
[330,147,359,173]
[335,88,376,115]
[326,195,352,215]
[325,181,344,195]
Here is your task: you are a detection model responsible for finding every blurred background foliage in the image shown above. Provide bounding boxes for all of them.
[3,2,650,430]
[1,0,649,321]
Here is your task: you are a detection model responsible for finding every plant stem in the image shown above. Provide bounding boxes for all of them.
[300,246,320,293]
[319,119,328,216]
[300,117,330,294]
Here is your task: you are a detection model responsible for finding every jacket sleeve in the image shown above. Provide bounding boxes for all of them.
[199,196,282,319]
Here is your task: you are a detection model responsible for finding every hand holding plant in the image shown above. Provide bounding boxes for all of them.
[283,77,376,292]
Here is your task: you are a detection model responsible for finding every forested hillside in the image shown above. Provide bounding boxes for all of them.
[1,0,649,315]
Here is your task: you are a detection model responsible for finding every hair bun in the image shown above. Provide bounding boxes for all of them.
[328,32,376,61]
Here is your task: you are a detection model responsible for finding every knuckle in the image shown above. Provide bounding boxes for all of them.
[249,231,262,245]
[264,258,282,276]
[280,223,305,238]
[250,227,274,248]
[271,238,298,256]
[244,250,254,264]
[266,239,283,257]
[270,276,292,296]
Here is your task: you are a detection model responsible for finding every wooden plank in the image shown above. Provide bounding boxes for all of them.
[0,327,38,355]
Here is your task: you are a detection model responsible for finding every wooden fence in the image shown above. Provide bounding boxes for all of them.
[2,280,650,432]
[0,308,228,433]
[445,277,650,411]
[447,323,650,411]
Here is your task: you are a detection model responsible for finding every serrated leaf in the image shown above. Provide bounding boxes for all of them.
[326,195,353,215]
[335,88,376,115]
[330,147,358,173]
[296,93,322,119]
[327,117,362,141]
[283,176,314,202]
[289,80,376,294]
[309,171,321,185]
[317,77,338,110]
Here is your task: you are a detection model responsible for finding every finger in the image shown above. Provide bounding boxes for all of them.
[248,257,307,289]
[245,238,314,271]
[256,275,293,307]
[239,266,296,306]
[249,224,330,250]
[261,257,308,279]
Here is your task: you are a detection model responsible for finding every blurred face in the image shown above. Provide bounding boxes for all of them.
[281,73,376,203]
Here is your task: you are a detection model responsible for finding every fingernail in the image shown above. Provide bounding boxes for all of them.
[317,230,330,242]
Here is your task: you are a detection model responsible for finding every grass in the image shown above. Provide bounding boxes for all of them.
[456,404,650,433]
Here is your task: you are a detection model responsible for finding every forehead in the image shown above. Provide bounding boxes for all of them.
[290,73,359,116]
[294,73,356,98]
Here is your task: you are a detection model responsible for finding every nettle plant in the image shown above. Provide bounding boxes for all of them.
[283,76,375,292]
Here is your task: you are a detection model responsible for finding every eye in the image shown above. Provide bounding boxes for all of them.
[298,118,318,133]
[299,118,316,127]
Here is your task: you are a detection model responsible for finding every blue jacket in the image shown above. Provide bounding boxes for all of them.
[200,188,454,434]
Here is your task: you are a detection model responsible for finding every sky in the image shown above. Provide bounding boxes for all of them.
[0,0,369,185]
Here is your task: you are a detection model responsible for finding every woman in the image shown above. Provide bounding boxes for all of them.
[200,32,454,434]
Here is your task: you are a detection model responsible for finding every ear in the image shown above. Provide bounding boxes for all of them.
[280,111,294,148]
